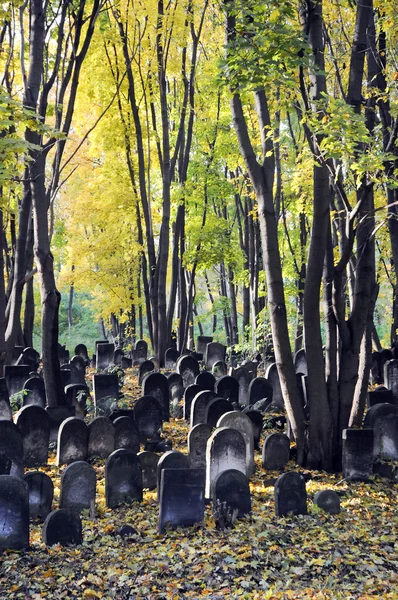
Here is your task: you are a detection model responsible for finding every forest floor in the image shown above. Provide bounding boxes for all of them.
[1,371,397,600]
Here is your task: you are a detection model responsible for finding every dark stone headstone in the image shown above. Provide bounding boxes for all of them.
[205,398,234,429]
[380,349,393,382]
[314,490,340,514]
[16,347,39,371]
[11,346,24,365]
[114,416,140,453]
[0,475,29,549]
[184,384,203,421]
[97,342,115,370]
[0,377,11,420]
[168,372,183,392]
[131,339,148,366]
[138,451,159,490]
[188,423,212,468]
[121,357,133,369]
[217,411,255,475]
[0,420,23,478]
[212,469,251,518]
[22,377,46,408]
[262,433,290,470]
[159,468,205,533]
[42,509,82,546]
[113,348,124,367]
[46,406,75,443]
[157,450,190,498]
[368,388,394,407]
[205,427,246,498]
[60,461,96,513]
[265,363,284,408]
[4,365,31,398]
[342,428,374,481]
[16,405,50,467]
[142,372,169,422]
[364,403,398,460]
[24,471,53,519]
[65,383,89,419]
[60,368,72,389]
[165,348,179,369]
[215,375,239,405]
[105,449,143,508]
[294,349,307,376]
[195,371,215,391]
[75,344,89,364]
[205,342,226,371]
[196,336,213,355]
[212,361,228,379]
[385,359,398,400]
[139,360,155,385]
[133,396,163,443]
[70,355,86,385]
[274,472,307,516]
[243,409,263,450]
[232,367,253,407]
[93,374,119,416]
[371,351,383,385]
[88,417,115,459]
[248,377,273,408]
[176,355,200,388]
[57,417,88,466]
[190,390,217,428]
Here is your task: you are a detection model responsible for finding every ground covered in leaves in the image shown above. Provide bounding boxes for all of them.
[1,371,397,599]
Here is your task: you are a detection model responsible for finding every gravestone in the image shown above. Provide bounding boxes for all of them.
[205,398,234,429]
[17,347,39,371]
[139,360,155,385]
[342,428,374,481]
[0,420,24,478]
[380,349,393,383]
[132,339,148,365]
[4,365,31,398]
[368,388,394,407]
[42,509,82,546]
[16,405,51,467]
[212,469,251,518]
[88,417,115,459]
[75,343,90,364]
[195,371,215,391]
[294,349,308,376]
[205,427,246,498]
[170,383,184,418]
[58,344,70,366]
[114,416,140,453]
[215,375,239,405]
[46,406,75,443]
[0,377,11,420]
[265,363,284,408]
[60,367,72,389]
[232,367,253,407]
[22,377,46,408]
[196,336,213,356]
[157,451,190,498]
[70,355,86,385]
[217,411,255,475]
[93,373,119,416]
[113,348,124,367]
[11,346,24,365]
[24,471,53,519]
[60,461,96,513]
[159,468,205,533]
[212,361,228,379]
[205,342,226,371]
[243,409,263,450]
[97,342,115,370]
[121,357,133,369]
[65,383,90,419]
[371,351,383,385]
[133,396,163,443]
[105,449,143,508]
[57,417,88,466]
[138,451,159,490]
[168,372,183,394]
[0,475,29,549]
[262,433,290,470]
[165,348,179,369]
[142,372,170,422]
[188,423,212,468]
[184,384,203,421]
[274,472,307,516]
[314,490,340,515]
[176,355,200,388]
[384,359,398,400]
[190,390,217,428]
[248,377,273,408]
[364,403,398,460]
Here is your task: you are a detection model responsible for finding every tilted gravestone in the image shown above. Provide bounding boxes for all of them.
[205,342,226,371]
[363,403,398,460]
[248,377,273,408]
[114,416,140,453]
[0,475,29,549]
[142,372,170,422]
[243,409,263,450]
[265,363,284,408]
[217,411,255,476]
[195,371,215,391]
[133,396,163,443]
[16,405,51,467]
[105,449,143,508]
[65,383,89,419]
[42,509,82,546]
[138,451,159,490]
[24,471,53,519]
[262,433,290,471]
[139,360,155,385]
[314,490,340,515]
[215,375,239,405]
[22,377,46,408]
[196,336,213,356]
[93,373,119,416]
[184,384,203,421]
[342,428,374,481]
[159,468,205,533]
[205,427,246,498]
[274,472,307,516]
[60,461,96,514]
[0,420,24,478]
[57,417,88,466]
[211,469,251,518]
[4,365,31,398]
[190,390,217,428]
[0,377,12,420]
[176,355,200,388]
[96,342,115,370]
[165,348,179,369]
[88,417,115,459]
[188,423,212,469]
[156,451,190,499]
[16,347,39,371]
[205,398,234,429]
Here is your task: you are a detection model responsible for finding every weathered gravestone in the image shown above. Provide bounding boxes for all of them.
[60,461,96,513]
[212,469,251,518]
[4,365,31,398]
[176,355,200,388]
[69,355,86,385]
[113,348,124,367]
[121,356,133,369]
[142,372,170,422]
[168,372,184,414]
[205,342,226,371]
[262,433,290,470]
[88,417,115,459]
[205,427,246,498]
[105,449,143,508]
[368,387,394,408]
[188,423,212,468]
[159,468,205,533]
[205,398,234,429]
[138,451,159,490]
[16,347,40,371]
[196,371,215,391]
[165,348,179,369]
[0,377,12,420]
[60,366,72,389]
[243,409,263,450]
[212,361,228,379]
[157,451,190,499]
[196,336,213,356]
[0,421,24,478]
[75,343,90,364]
[57,417,88,466]
[274,472,307,516]
[217,411,255,475]
[314,490,340,515]
[294,349,308,376]
[232,367,252,407]
[133,396,163,443]
[46,406,75,443]
[384,359,398,400]
[342,428,374,481]
[96,342,115,370]
[93,373,119,416]
[139,360,155,385]
[379,349,393,384]
[22,377,46,408]
[131,339,148,366]
[16,405,51,467]
[42,509,82,546]
[248,377,273,408]
[215,375,239,405]
[371,351,383,385]
[58,344,70,366]
[265,363,284,409]
[24,471,53,519]
[65,383,90,419]
[363,403,398,460]
[114,416,140,453]
[190,390,217,428]
[0,475,29,549]
[184,384,203,421]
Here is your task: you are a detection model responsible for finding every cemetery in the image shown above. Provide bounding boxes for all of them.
[0,340,397,599]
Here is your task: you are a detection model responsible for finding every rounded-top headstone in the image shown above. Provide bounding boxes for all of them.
[57,417,88,466]
[314,490,340,515]
[195,371,216,391]
[16,405,51,467]
[156,450,189,498]
[217,411,255,475]
[205,398,234,429]
[0,475,29,549]
[205,427,246,498]
[105,449,143,508]
[274,471,307,516]
[212,469,251,518]
[42,509,83,546]
[60,461,96,513]
[24,471,53,519]
[0,420,24,478]
[176,355,200,388]
[138,451,160,490]
[22,377,46,407]
[133,395,163,442]
[188,423,212,469]
[262,433,290,470]
[88,416,115,459]
[113,416,140,453]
